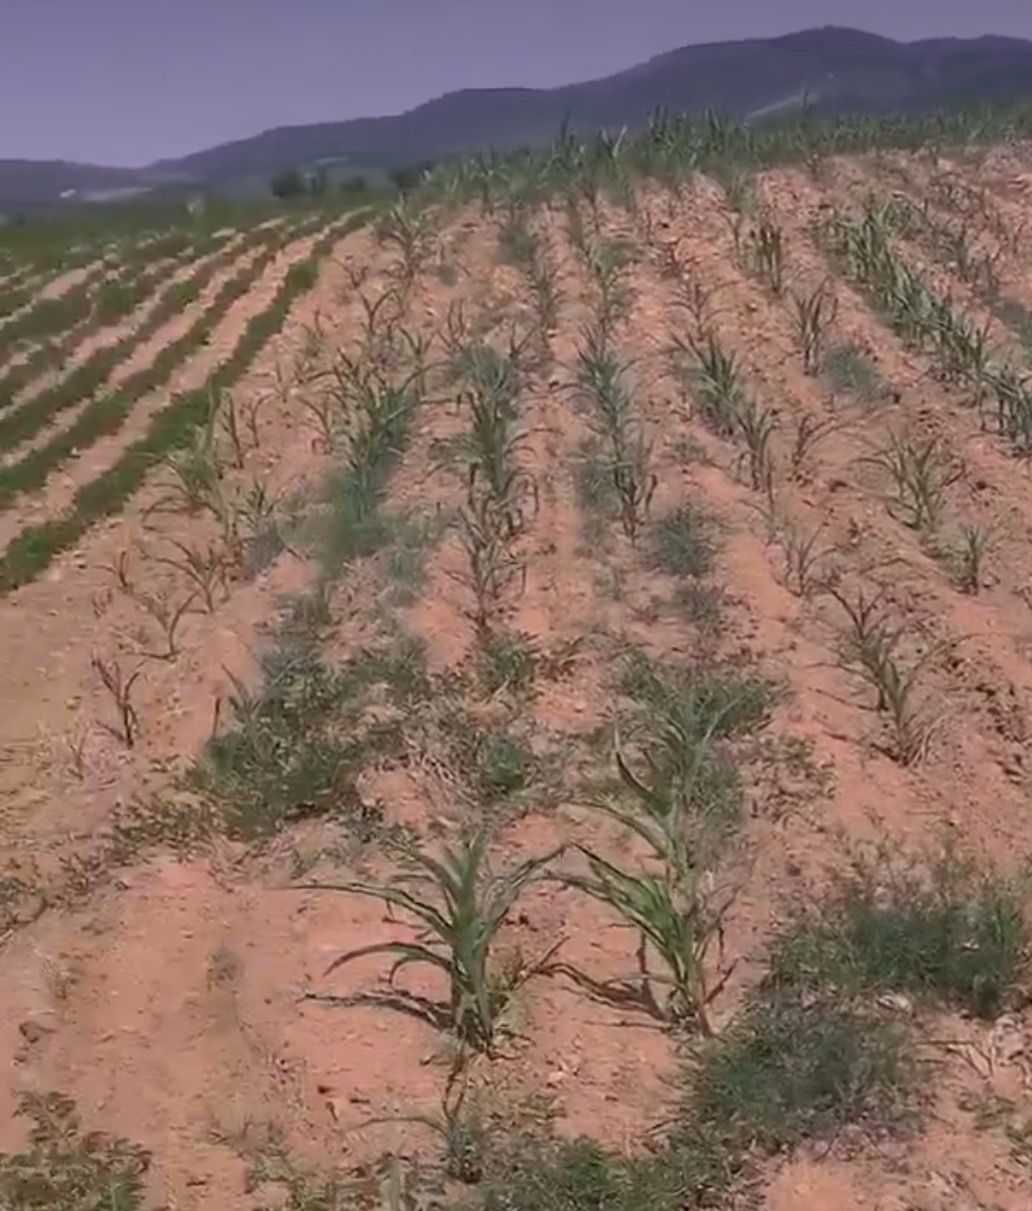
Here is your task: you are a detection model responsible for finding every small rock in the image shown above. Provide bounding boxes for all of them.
[18,1018,56,1045]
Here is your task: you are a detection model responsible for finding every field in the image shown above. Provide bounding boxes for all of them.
[2,115,1032,1209]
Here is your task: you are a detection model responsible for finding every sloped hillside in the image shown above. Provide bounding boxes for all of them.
[1,116,1032,1210]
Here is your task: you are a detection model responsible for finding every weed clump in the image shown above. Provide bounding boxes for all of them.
[688,999,913,1153]
[769,852,1030,1018]
[192,642,414,839]
[648,505,715,579]
[0,1092,155,1211]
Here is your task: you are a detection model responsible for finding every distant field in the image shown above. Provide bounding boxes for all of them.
[1,113,1032,1211]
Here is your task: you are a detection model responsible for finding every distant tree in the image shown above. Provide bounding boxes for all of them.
[269,169,306,199]
[308,168,329,196]
[340,174,369,195]
[389,159,436,193]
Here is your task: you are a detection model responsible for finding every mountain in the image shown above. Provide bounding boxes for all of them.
[6,26,1032,211]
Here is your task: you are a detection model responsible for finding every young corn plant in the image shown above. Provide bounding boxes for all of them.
[563,843,736,1034]
[860,432,962,531]
[789,412,847,481]
[562,710,757,1032]
[793,282,839,375]
[749,221,786,295]
[831,587,949,764]
[777,522,838,597]
[151,539,230,614]
[586,240,631,339]
[377,198,432,289]
[299,830,561,1051]
[576,326,656,544]
[950,522,993,595]
[676,331,743,437]
[454,493,524,639]
[131,586,197,661]
[457,340,535,539]
[734,396,779,499]
[91,654,142,749]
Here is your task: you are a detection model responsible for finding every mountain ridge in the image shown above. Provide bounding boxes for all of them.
[5,25,1032,210]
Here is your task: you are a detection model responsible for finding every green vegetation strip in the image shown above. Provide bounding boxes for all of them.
[0,223,299,433]
[0,227,316,472]
[0,260,117,356]
[0,231,236,409]
[0,229,311,509]
[0,213,365,593]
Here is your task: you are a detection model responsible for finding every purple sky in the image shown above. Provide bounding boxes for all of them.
[5,0,1032,166]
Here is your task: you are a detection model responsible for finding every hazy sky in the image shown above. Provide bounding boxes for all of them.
[4,0,1032,166]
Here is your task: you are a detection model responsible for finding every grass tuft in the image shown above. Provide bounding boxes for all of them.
[769,851,1029,1019]
[688,998,913,1153]
[648,506,715,579]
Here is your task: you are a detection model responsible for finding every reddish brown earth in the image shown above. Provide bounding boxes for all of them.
[1,158,1032,1210]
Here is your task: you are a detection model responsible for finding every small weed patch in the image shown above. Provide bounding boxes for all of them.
[0,1092,155,1210]
[769,851,1030,1018]
[822,341,885,403]
[688,998,913,1153]
[648,505,715,578]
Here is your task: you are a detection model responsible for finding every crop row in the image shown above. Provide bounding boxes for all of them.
[0,223,322,515]
[0,219,314,463]
[0,230,240,408]
[0,213,366,592]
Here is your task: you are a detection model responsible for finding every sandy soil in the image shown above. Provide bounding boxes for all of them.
[0,166,1031,1211]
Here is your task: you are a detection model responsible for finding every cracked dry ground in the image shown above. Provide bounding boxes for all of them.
[2,151,1032,1210]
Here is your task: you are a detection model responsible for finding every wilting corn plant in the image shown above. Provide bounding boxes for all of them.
[860,431,962,531]
[777,521,837,597]
[793,281,839,375]
[151,538,230,614]
[749,221,786,295]
[951,522,993,594]
[299,830,561,1050]
[90,654,142,749]
[734,395,779,499]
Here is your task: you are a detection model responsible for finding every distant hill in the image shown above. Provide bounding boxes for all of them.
[7,26,1032,211]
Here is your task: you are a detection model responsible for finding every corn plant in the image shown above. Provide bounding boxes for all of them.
[154,401,224,515]
[677,331,742,436]
[831,587,949,764]
[151,538,230,614]
[749,221,786,295]
[561,713,756,1032]
[130,586,197,661]
[454,494,524,638]
[91,654,142,749]
[793,282,839,375]
[576,326,656,543]
[778,522,837,597]
[860,432,962,531]
[299,830,561,1050]
[734,396,779,498]
[586,240,631,338]
[789,412,848,480]
[457,340,533,538]
[950,522,993,595]
[563,843,736,1033]
[377,198,431,288]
